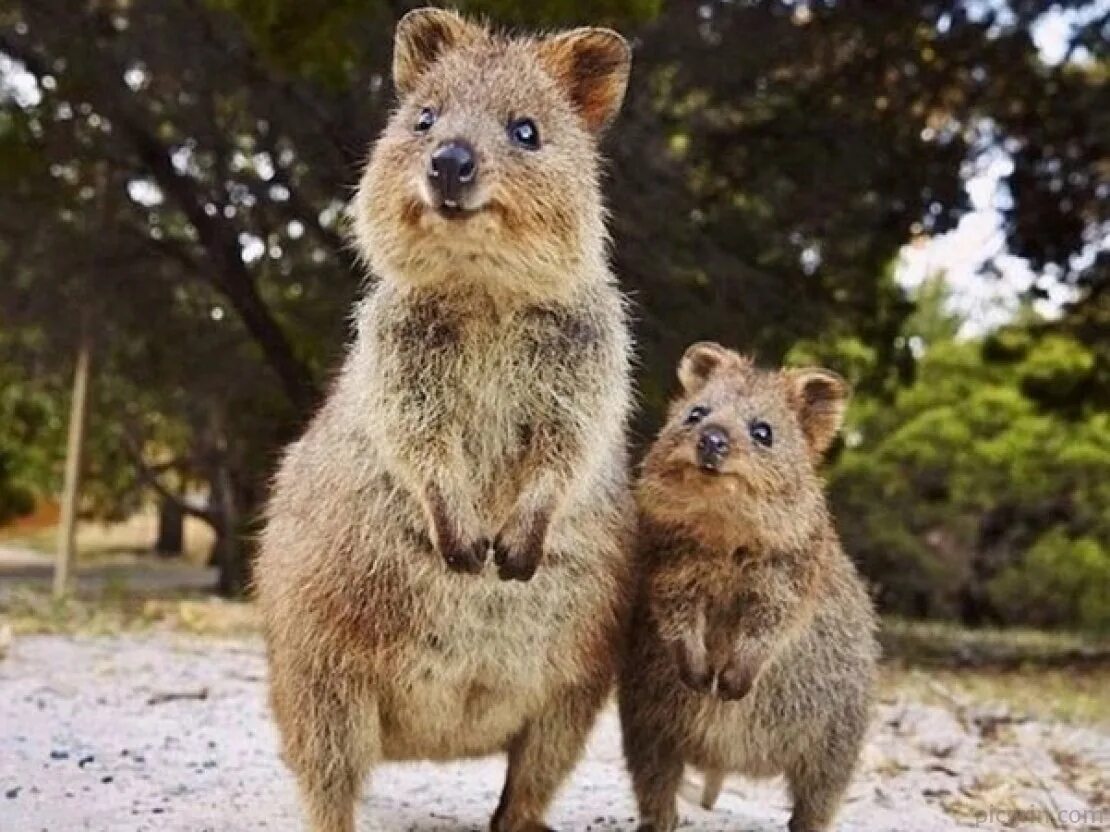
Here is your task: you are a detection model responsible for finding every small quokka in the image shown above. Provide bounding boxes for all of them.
[620,342,879,832]
[255,9,635,832]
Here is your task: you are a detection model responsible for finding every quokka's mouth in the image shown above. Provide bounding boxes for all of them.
[678,447,723,476]
[437,204,474,220]
[432,198,485,221]
[657,455,724,481]
[683,454,744,483]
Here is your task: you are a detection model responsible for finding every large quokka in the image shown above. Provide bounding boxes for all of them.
[255,10,635,832]
[620,342,878,832]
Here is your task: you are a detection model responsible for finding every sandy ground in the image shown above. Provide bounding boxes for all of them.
[1,634,1107,832]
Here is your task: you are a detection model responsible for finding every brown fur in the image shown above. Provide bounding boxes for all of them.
[255,10,634,832]
[619,343,878,832]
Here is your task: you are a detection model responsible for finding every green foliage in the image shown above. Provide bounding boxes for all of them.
[207,0,659,85]
[205,0,392,85]
[989,532,1110,632]
[1017,334,1097,406]
[459,0,660,27]
[0,359,61,523]
[830,284,1110,631]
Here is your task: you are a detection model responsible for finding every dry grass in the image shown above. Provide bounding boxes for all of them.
[1,584,258,637]
[0,506,215,566]
[880,616,1108,668]
[880,618,1110,727]
[1,507,237,638]
[882,666,1110,727]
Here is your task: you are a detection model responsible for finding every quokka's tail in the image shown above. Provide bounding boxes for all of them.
[700,768,725,809]
[679,767,726,810]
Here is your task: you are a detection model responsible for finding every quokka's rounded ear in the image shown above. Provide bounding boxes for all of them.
[393,8,484,96]
[678,341,736,393]
[538,28,631,133]
[786,368,850,457]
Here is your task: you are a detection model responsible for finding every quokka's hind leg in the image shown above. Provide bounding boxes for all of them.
[619,696,684,832]
[271,668,380,832]
[623,731,683,832]
[785,718,866,832]
[490,679,609,832]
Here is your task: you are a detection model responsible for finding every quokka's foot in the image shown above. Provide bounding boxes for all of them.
[491,819,556,832]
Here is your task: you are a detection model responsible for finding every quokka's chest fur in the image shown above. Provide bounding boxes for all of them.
[357,282,625,479]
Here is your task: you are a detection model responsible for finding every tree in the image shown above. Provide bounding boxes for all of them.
[1,0,1105,598]
[613,1,1106,426]
[828,281,1110,630]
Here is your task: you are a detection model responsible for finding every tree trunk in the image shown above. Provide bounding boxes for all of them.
[210,460,252,597]
[154,496,184,557]
[53,332,92,598]
[203,411,253,597]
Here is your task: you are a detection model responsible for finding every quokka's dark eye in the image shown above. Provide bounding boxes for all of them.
[683,405,710,427]
[749,420,773,448]
[508,117,540,149]
[414,107,437,133]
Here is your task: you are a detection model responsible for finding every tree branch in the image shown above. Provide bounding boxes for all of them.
[0,22,321,417]
[121,436,221,531]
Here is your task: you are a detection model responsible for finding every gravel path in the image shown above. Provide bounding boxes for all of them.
[1,634,1106,831]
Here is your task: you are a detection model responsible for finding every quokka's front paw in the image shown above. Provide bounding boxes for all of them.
[492,512,549,582]
[441,536,490,575]
[717,648,765,701]
[673,641,714,694]
[492,534,543,582]
[425,487,488,575]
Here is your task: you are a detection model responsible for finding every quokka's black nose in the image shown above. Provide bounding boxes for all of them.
[427,140,477,207]
[696,426,731,471]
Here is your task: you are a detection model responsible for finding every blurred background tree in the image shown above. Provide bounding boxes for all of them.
[823,277,1109,631]
[0,0,1105,622]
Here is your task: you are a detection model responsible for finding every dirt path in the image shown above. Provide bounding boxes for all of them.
[0,634,1106,831]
